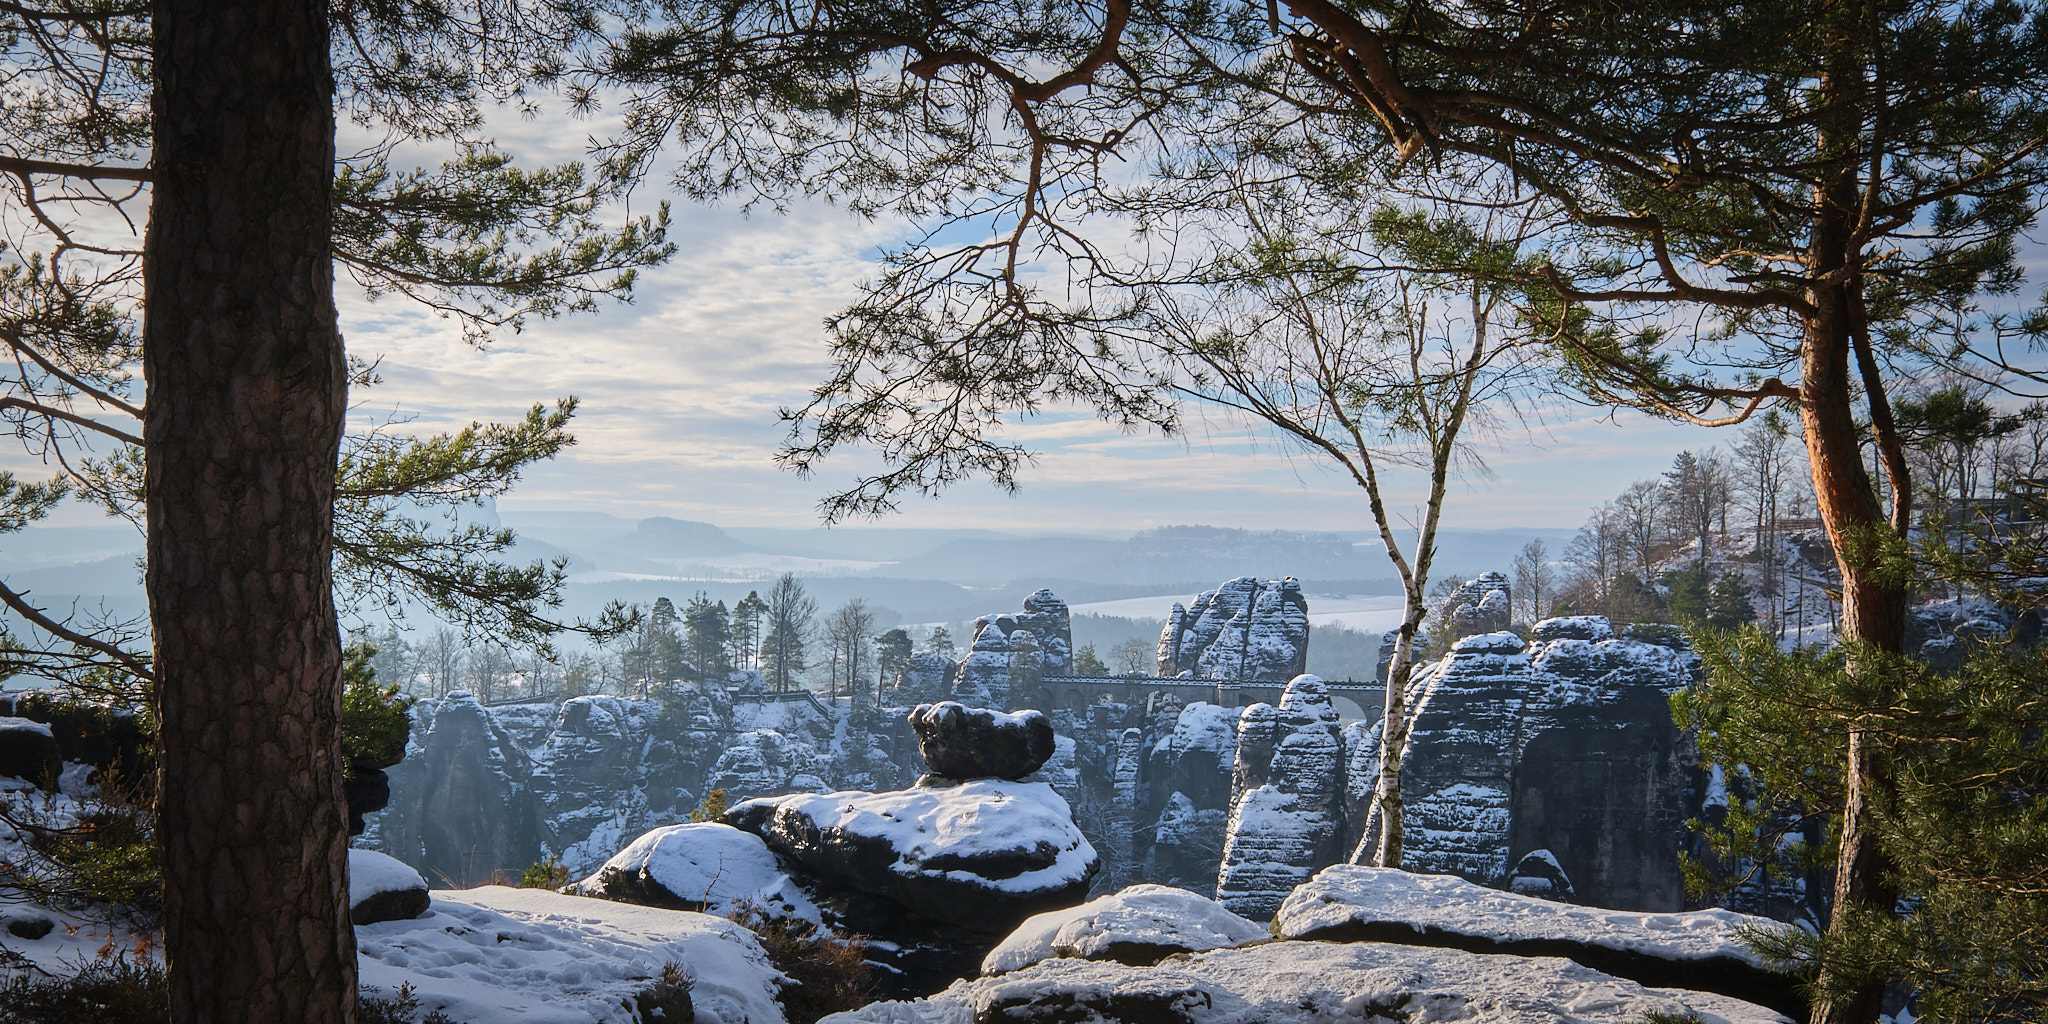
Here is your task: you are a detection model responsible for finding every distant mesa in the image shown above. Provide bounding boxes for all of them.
[625,516,753,557]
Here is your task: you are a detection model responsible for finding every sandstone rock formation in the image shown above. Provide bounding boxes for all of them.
[1274,865,1803,1018]
[950,589,1075,704]
[569,821,817,919]
[1157,577,1309,681]
[910,702,1055,780]
[1140,702,1237,894]
[981,883,1265,974]
[1214,674,1348,919]
[1438,571,1513,641]
[822,938,1785,1024]
[1366,617,1701,910]
[348,848,430,925]
[726,779,1098,932]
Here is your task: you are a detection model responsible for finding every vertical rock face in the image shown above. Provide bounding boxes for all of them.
[1018,589,1075,673]
[372,692,541,886]
[1140,702,1238,895]
[1156,577,1310,681]
[1390,617,1702,910]
[949,589,1075,706]
[952,623,1015,705]
[1398,631,1528,884]
[1510,630,1699,911]
[1215,675,1349,919]
[897,651,957,702]
[370,687,873,887]
[963,589,1075,696]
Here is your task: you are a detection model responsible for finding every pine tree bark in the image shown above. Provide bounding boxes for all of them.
[1799,236,1906,1024]
[145,1,355,1020]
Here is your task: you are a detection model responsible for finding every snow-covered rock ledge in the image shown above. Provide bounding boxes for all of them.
[355,887,787,1024]
[727,778,1098,932]
[821,940,1789,1024]
[1274,866,1803,1017]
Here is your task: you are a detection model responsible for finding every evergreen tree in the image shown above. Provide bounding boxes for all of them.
[874,628,913,689]
[729,591,767,671]
[1707,574,1757,631]
[684,593,732,678]
[1663,565,1713,624]
[1678,632,2048,1022]
[923,625,956,659]
[1071,642,1108,677]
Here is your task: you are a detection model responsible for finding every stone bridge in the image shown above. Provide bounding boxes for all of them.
[1038,674,1386,724]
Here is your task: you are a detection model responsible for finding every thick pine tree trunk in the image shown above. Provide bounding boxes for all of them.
[145,2,355,1021]
[1799,278,1906,1024]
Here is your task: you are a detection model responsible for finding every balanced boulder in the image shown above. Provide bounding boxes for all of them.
[910,702,1055,780]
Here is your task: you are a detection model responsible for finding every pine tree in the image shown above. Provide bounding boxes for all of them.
[684,593,733,678]
[1071,643,1109,676]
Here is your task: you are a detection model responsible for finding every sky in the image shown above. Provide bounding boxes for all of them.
[301,101,1752,538]
[19,97,1762,538]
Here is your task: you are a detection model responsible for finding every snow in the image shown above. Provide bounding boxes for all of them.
[1165,702,1236,756]
[356,886,786,1024]
[821,940,1788,1024]
[349,848,426,910]
[741,779,1095,896]
[911,702,1041,731]
[981,884,1266,974]
[1274,866,1788,969]
[0,716,53,738]
[570,822,820,921]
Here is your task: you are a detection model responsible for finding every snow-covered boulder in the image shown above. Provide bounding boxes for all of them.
[982,884,1265,974]
[1273,866,1802,1017]
[820,939,1788,1024]
[1499,848,1574,899]
[0,717,58,787]
[355,886,786,1024]
[569,822,819,920]
[910,702,1055,781]
[727,779,1098,933]
[348,848,429,925]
